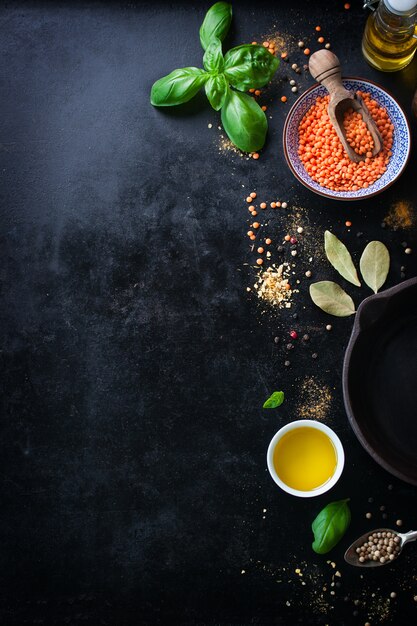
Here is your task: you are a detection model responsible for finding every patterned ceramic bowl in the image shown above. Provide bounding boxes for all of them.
[283,78,411,201]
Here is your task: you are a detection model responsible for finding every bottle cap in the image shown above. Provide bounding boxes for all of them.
[386,0,417,14]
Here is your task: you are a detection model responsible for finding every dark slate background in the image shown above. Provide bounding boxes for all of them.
[1,1,417,624]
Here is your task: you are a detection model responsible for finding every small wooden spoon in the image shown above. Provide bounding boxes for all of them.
[309,50,383,163]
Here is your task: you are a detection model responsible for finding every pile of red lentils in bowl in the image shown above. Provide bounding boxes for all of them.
[298,91,394,192]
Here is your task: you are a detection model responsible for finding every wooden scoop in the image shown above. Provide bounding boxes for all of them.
[309,50,383,163]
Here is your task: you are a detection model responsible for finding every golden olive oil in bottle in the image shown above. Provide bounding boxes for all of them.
[362,0,417,71]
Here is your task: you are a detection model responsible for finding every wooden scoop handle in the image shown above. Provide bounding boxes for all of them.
[309,50,348,99]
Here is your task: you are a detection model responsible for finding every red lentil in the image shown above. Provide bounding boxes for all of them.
[260,202,267,209]
[298,91,394,192]
[281,96,287,103]
[252,153,260,160]
[304,48,311,55]
[265,238,272,245]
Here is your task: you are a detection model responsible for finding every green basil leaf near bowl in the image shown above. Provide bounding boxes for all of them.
[221,89,267,152]
[312,499,351,554]
[224,44,279,91]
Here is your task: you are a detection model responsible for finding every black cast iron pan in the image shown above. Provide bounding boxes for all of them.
[343,277,417,486]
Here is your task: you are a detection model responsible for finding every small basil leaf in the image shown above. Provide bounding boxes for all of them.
[224,44,279,91]
[309,281,356,317]
[205,74,228,111]
[199,2,232,51]
[324,231,361,287]
[150,67,208,106]
[263,391,285,409]
[203,37,224,73]
[312,499,351,555]
[221,89,267,152]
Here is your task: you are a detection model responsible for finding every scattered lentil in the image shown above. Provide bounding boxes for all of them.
[260,202,267,209]
[265,238,272,245]
[315,25,321,31]
[256,258,263,265]
[281,96,287,103]
[304,48,311,55]
[255,89,261,96]
[345,220,352,227]
[257,247,264,254]
[250,192,257,199]
[270,202,276,208]
[318,36,324,43]
[252,152,260,160]
[253,222,260,229]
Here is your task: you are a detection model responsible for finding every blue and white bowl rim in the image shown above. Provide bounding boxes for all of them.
[283,77,411,201]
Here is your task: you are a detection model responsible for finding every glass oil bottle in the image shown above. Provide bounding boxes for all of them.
[362,0,417,71]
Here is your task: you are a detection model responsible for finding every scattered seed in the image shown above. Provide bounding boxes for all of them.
[396,519,403,527]
[303,334,309,341]
[291,86,298,93]
[285,360,291,367]
[405,247,412,254]
[366,512,372,519]
[325,43,331,49]
[281,202,288,208]
[291,63,298,70]
[291,250,297,257]
[289,79,296,86]
[390,592,397,599]
[297,226,304,234]
[312,353,318,359]
[305,270,312,278]
[298,41,305,48]
[326,324,332,331]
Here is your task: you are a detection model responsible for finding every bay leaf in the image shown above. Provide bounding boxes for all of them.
[359,241,390,294]
[324,231,361,287]
[309,281,356,317]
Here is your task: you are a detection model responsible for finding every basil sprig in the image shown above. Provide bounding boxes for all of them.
[150,2,279,152]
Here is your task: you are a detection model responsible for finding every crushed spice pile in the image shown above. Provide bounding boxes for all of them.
[254,263,293,309]
[384,200,415,230]
[297,377,332,420]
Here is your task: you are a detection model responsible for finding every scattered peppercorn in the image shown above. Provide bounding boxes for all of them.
[303,334,309,341]
[291,86,298,93]
[284,360,290,367]
[366,512,372,519]
[290,331,298,339]
[344,2,351,8]
[390,592,397,599]
[312,353,318,359]
[290,79,296,86]
[291,63,298,70]
[290,237,297,244]
[287,343,294,350]
[291,250,297,256]
[261,105,267,112]
[298,41,304,48]
[405,248,412,254]
[274,336,279,344]
[305,270,312,278]
[325,43,331,49]
[281,202,288,208]
[254,90,261,96]
[247,230,254,237]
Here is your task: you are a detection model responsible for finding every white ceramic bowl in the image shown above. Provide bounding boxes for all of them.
[267,419,345,498]
[283,78,411,201]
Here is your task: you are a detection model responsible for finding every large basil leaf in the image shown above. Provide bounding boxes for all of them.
[224,44,279,91]
[221,89,267,152]
[203,37,224,73]
[150,67,208,106]
[205,74,228,111]
[312,499,351,554]
[199,2,232,51]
